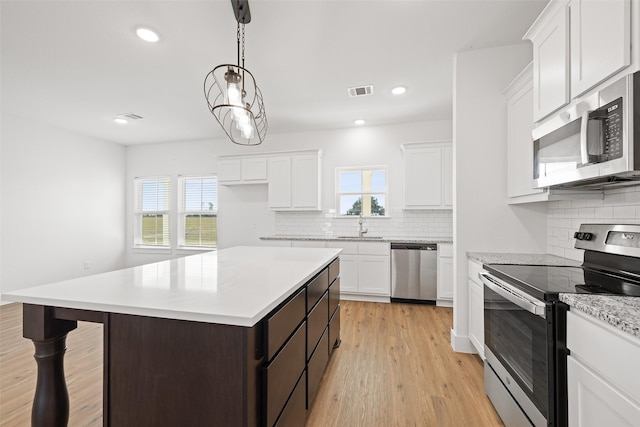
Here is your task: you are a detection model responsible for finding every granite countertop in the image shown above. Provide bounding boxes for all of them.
[2,246,341,327]
[261,235,453,244]
[560,294,640,339]
[466,252,581,266]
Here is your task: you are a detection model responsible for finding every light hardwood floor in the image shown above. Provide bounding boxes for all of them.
[0,301,502,426]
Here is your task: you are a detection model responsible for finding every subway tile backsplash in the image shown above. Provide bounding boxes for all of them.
[547,186,640,261]
[274,210,453,239]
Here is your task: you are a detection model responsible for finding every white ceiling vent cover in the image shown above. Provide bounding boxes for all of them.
[116,113,144,120]
[347,85,374,97]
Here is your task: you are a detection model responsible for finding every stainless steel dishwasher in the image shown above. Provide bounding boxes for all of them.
[390,243,437,303]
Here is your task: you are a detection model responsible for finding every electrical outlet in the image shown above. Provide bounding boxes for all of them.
[84,261,91,269]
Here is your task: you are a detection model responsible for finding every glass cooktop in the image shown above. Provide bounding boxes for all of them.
[483,264,640,302]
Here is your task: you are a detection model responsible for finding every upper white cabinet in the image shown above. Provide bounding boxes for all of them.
[217,156,267,185]
[268,150,322,211]
[525,2,570,121]
[525,0,632,122]
[505,64,546,203]
[401,141,453,210]
[570,0,631,98]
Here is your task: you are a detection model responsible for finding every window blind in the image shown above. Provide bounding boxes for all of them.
[179,176,217,247]
[134,177,171,247]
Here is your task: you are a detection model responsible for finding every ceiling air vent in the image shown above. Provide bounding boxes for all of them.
[347,85,373,97]
[116,113,143,120]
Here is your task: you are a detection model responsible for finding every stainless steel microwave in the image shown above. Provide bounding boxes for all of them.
[532,71,639,189]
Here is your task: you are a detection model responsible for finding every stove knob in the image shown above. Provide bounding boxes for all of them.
[583,232,593,241]
[574,232,581,239]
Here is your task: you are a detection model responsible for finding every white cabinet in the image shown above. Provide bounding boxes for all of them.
[217,156,267,185]
[467,259,485,359]
[566,309,640,426]
[525,2,570,121]
[401,141,453,210]
[570,0,631,98]
[525,0,632,121]
[437,244,453,306]
[268,150,322,211]
[291,240,325,248]
[504,64,546,203]
[325,241,390,301]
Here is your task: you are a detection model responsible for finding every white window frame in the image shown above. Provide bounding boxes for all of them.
[335,166,389,217]
[178,174,218,249]
[133,176,171,248]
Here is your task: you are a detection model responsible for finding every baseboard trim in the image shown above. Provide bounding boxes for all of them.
[450,328,478,354]
[340,293,390,303]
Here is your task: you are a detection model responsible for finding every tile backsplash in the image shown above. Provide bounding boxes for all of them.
[547,186,640,261]
[274,209,453,238]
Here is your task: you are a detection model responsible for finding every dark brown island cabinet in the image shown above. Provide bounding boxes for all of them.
[19,256,340,427]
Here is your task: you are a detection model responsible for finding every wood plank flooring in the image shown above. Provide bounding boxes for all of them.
[0,301,502,426]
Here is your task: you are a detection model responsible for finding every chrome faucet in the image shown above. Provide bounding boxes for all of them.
[358,213,368,237]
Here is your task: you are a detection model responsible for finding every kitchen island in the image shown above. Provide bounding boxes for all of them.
[2,246,341,427]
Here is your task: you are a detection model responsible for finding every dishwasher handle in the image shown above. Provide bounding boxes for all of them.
[391,243,437,251]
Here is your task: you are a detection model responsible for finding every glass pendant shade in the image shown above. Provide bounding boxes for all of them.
[204,64,267,145]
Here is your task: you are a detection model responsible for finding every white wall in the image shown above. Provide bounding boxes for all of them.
[452,44,548,352]
[0,113,126,299]
[125,120,452,266]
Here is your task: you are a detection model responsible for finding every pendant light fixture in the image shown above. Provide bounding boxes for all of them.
[204,0,267,145]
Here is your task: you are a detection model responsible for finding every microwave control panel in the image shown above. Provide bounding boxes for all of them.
[594,97,623,161]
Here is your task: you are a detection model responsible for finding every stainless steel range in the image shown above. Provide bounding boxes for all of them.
[480,224,640,427]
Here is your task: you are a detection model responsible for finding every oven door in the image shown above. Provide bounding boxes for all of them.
[480,273,554,427]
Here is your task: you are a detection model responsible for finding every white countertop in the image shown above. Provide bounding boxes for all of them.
[2,246,341,327]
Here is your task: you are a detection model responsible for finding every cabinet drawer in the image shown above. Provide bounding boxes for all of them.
[265,287,306,361]
[264,321,306,427]
[358,242,389,255]
[326,241,358,255]
[329,277,340,318]
[307,327,329,409]
[306,269,329,311]
[468,259,484,282]
[329,258,340,284]
[567,309,640,403]
[307,292,329,358]
[274,371,306,427]
[329,305,340,356]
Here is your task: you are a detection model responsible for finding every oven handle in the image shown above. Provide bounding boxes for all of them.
[479,272,547,318]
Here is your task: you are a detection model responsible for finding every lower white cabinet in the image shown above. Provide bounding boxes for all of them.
[291,241,325,248]
[566,309,640,427]
[437,244,453,306]
[325,241,390,301]
[467,259,485,358]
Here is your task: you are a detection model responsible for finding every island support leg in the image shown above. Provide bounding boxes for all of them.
[23,304,77,427]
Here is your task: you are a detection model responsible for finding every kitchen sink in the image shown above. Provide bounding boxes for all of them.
[336,236,383,239]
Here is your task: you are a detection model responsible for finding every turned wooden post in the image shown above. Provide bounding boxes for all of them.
[23,304,77,427]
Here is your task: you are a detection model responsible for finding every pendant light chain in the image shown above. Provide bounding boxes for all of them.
[241,24,246,93]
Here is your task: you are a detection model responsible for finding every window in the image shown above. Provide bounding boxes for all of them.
[336,167,387,216]
[178,175,217,248]
[134,177,171,247]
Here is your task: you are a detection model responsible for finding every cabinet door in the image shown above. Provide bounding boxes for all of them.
[532,5,570,121]
[218,159,242,182]
[338,255,358,293]
[442,146,453,207]
[268,157,292,208]
[567,356,640,427]
[357,255,390,295]
[506,66,544,199]
[468,278,484,359]
[404,148,442,208]
[291,155,320,209]
[570,0,630,98]
[241,158,267,182]
[291,241,326,248]
[437,256,453,300]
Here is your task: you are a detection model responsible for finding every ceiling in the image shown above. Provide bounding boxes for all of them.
[1,0,548,146]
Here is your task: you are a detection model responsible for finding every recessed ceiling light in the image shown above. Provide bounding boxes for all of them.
[354,119,365,125]
[135,26,160,43]
[391,86,407,95]
[113,118,128,125]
